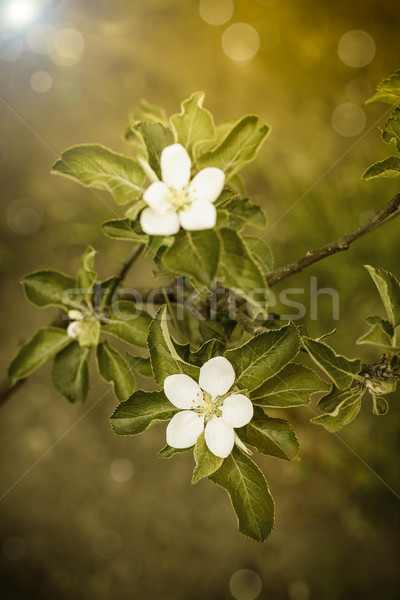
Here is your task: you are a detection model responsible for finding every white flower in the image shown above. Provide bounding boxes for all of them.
[67,309,84,339]
[140,143,225,236]
[164,357,253,459]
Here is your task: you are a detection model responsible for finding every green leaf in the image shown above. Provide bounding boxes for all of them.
[21,270,76,309]
[192,432,223,484]
[366,69,400,105]
[78,318,101,348]
[365,265,400,327]
[161,229,220,290]
[96,340,135,402]
[101,301,151,348]
[250,363,329,407]
[217,228,268,318]
[372,396,389,416]
[356,316,396,350]
[210,447,275,542]
[101,218,149,243]
[157,445,190,459]
[242,235,274,271]
[8,328,71,386]
[110,389,177,435]
[52,144,146,204]
[51,342,90,403]
[239,408,299,461]
[199,317,236,344]
[170,92,215,159]
[129,99,168,124]
[302,337,361,390]
[197,116,270,178]
[382,108,400,151]
[225,323,300,391]
[124,199,147,221]
[189,339,225,366]
[76,246,97,302]
[131,121,175,179]
[126,352,153,377]
[147,306,200,387]
[363,156,400,181]
[312,388,363,432]
[217,197,267,230]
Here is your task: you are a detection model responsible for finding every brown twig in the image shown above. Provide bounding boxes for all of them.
[266,193,400,287]
[1,244,144,407]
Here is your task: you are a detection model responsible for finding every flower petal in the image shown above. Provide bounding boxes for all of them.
[68,310,83,321]
[188,168,225,203]
[140,207,180,236]
[164,374,203,409]
[143,181,171,214]
[222,394,254,428]
[67,321,81,339]
[166,411,204,449]
[179,200,216,231]
[161,144,191,190]
[205,416,234,458]
[199,356,235,397]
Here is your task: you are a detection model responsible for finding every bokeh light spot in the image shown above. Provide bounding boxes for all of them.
[50,28,84,66]
[92,529,122,560]
[110,458,134,483]
[229,569,262,600]
[331,103,366,137]
[3,537,26,560]
[27,22,56,54]
[288,580,310,600]
[199,0,233,26]
[222,23,260,62]
[0,33,23,61]
[30,70,52,93]
[61,81,82,103]
[338,30,376,68]
[6,198,43,235]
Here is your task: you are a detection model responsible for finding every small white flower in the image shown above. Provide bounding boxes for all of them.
[164,356,253,459]
[67,309,84,339]
[140,143,225,236]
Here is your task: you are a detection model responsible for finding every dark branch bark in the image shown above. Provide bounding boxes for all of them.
[266,193,400,287]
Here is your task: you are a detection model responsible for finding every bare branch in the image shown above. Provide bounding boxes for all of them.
[266,193,400,287]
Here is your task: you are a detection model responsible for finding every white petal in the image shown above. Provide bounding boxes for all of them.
[179,200,216,231]
[199,356,235,397]
[164,374,203,409]
[222,394,254,428]
[205,416,234,458]
[166,411,204,449]
[143,182,172,214]
[188,168,225,203]
[161,144,191,190]
[68,310,83,321]
[67,321,81,339]
[140,207,180,236]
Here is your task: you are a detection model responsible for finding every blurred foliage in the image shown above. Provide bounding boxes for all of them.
[1,0,400,598]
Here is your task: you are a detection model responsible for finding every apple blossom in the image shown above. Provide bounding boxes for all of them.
[140,143,225,235]
[164,356,253,458]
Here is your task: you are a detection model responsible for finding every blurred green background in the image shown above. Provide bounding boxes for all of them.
[1,0,400,598]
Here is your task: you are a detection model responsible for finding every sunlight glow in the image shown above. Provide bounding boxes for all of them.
[4,1,39,28]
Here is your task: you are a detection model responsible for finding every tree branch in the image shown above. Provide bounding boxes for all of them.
[266,193,400,287]
[1,244,144,407]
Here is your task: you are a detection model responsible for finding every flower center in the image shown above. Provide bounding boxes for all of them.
[167,187,192,211]
[197,391,224,421]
